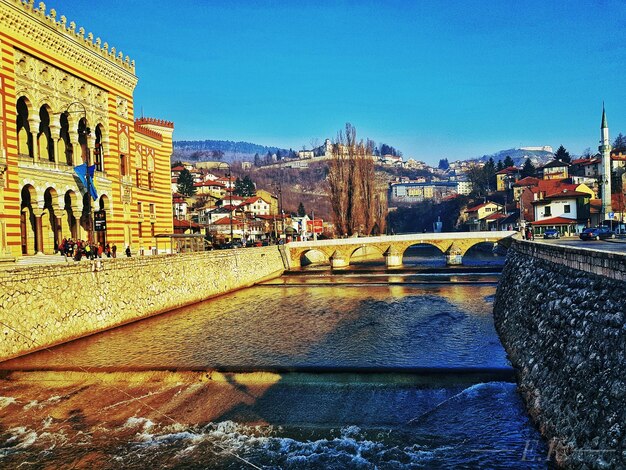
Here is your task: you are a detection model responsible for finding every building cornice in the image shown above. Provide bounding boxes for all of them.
[1,0,138,92]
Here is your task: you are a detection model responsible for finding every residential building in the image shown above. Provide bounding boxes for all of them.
[538,159,569,180]
[389,181,465,204]
[495,166,520,191]
[531,190,591,235]
[0,0,174,258]
[241,196,271,217]
[465,201,504,231]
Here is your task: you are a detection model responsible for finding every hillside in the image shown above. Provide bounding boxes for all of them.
[473,148,555,167]
[173,140,290,163]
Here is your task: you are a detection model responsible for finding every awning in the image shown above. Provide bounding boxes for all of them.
[530,216,578,226]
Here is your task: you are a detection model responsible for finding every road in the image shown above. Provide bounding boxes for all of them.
[535,236,626,254]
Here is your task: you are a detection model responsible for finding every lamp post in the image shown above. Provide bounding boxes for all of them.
[218,162,234,242]
[64,102,93,241]
[271,181,284,241]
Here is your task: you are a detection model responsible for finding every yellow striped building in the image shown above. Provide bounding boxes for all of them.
[0,0,174,259]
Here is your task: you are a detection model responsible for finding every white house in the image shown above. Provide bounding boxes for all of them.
[531,190,590,235]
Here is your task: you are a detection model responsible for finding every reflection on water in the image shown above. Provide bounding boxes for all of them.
[3,281,506,371]
[0,253,550,468]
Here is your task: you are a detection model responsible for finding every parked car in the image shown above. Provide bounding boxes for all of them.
[579,227,616,241]
[543,229,561,239]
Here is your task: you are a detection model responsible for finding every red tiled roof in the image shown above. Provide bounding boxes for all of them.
[513,177,540,187]
[571,158,600,166]
[484,212,506,220]
[531,216,577,226]
[532,179,577,196]
[496,166,518,175]
[194,181,226,187]
[542,190,591,200]
[466,201,500,212]
[171,165,185,171]
[213,216,241,225]
[173,218,202,228]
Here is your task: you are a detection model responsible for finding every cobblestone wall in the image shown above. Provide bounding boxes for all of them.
[494,240,625,468]
[0,247,285,361]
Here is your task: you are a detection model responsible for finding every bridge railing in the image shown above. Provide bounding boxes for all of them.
[286,231,517,248]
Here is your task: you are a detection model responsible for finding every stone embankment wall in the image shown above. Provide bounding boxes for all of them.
[0,247,285,361]
[494,240,625,469]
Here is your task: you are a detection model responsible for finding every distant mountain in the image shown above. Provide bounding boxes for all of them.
[173,140,290,162]
[472,148,555,167]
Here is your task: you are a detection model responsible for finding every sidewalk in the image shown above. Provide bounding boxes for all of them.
[0,253,92,269]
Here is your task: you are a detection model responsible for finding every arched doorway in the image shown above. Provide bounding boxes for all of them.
[20,185,37,255]
[80,192,93,241]
[63,190,78,240]
[38,105,55,163]
[95,194,109,246]
[94,124,104,172]
[59,112,73,166]
[77,117,89,165]
[16,97,33,158]
[42,187,60,254]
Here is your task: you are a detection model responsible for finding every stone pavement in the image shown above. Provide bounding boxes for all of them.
[0,253,92,269]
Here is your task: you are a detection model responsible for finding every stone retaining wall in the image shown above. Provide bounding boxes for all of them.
[494,240,625,468]
[0,247,285,361]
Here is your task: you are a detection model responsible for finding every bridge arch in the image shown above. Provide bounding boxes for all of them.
[400,242,447,266]
[299,248,328,266]
[349,244,386,264]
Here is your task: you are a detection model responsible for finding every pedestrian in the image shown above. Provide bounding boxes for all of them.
[125,246,131,257]
[97,243,104,258]
[112,243,117,258]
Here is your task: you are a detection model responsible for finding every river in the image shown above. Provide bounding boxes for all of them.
[0,247,551,468]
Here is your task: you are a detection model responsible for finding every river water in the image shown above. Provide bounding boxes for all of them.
[0,247,551,468]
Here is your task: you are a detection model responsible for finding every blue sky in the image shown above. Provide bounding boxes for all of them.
[49,0,626,164]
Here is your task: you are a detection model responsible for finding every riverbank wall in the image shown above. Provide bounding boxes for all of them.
[494,240,625,468]
[0,247,285,361]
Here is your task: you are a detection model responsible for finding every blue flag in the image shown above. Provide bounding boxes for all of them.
[74,163,88,188]
[74,164,98,201]
[87,165,98,201]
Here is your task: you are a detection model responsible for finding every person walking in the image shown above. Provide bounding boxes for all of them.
[112,243,117,258]
[125,246,131,257]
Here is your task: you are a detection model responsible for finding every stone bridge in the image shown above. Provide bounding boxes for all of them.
[283,231,517,269]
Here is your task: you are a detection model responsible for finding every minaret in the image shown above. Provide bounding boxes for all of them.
[599,104,612,218]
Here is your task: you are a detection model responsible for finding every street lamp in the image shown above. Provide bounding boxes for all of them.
[271,181,284,241]
[218,162,234,242]
[64,102,93,241]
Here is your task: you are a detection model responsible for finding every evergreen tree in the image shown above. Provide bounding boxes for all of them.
[176,168,196,197]
[254,153,261,167]
[297,202,306,217]
[613,133,626,151]
[520,158,536,178]
[241,175,255,197]
[438,158,449,170]
[233,176,255,197]
[554,145,571,163]
[485,158,496,191]
[496,160,504,172]
[503,155,515,168]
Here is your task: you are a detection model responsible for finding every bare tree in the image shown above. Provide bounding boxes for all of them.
[327,123,385,236]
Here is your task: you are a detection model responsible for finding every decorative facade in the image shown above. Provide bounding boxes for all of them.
[0,0,173,259]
